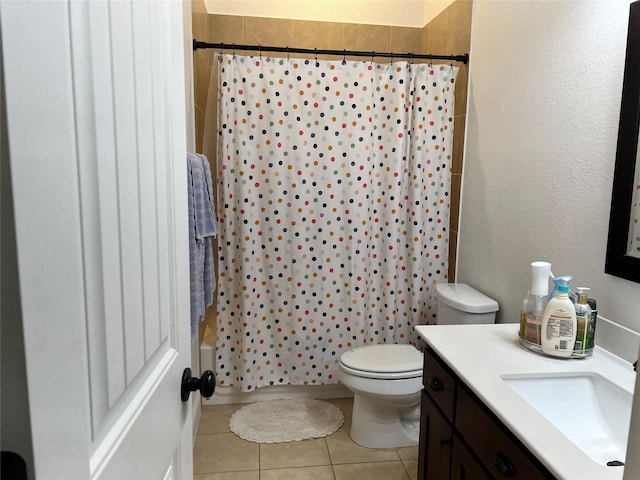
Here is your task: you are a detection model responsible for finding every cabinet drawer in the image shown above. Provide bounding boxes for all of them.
[423,348,456,421]
[456,387,553,480]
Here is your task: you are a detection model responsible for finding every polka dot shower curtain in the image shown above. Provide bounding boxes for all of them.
[215,54,457,392]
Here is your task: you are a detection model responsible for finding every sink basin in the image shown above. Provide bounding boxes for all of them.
[501,372,632,466]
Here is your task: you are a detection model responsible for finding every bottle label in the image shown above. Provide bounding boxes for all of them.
[545,313,574,350]
[574,312,589,354]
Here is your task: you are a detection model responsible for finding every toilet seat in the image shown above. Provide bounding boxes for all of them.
[339,344,423,380]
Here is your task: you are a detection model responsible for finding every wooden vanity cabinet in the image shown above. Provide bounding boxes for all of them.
[418,347,555,480]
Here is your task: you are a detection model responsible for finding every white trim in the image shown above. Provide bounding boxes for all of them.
[204,384,352,405]
[192,399,202,441]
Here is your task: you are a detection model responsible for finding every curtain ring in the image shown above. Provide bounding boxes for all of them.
[342,49,346,65]
[315,48,319,67]
[232,43,236,56]
[286,46,290,61]
[258,44,262,58]
[371,51,375,65]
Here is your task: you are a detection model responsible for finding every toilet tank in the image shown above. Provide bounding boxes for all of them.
[436,283,499,325]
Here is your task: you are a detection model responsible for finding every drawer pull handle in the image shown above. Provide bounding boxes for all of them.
[494,453,516,477]
[440,437,452,447]
[428,376,443,391]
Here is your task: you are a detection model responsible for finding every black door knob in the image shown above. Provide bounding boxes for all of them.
[181,368,215,401]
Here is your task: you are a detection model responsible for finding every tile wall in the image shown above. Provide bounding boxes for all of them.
[422,1,473,281]
[192,0,210,153]
[191,0,217,341]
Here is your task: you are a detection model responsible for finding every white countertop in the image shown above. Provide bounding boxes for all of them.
[415,323,636,480]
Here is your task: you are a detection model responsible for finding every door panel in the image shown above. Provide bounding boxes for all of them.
[1,1,90,476]
[0,0,192,478]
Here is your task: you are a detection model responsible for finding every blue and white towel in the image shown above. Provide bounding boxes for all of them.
[187,152,217,340]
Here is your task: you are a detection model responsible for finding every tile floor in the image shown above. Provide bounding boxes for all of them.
[193,398,418,480]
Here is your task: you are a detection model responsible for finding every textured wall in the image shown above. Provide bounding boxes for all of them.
[459,1,640,333]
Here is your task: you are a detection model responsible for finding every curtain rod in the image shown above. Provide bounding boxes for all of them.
[193,40,469,65]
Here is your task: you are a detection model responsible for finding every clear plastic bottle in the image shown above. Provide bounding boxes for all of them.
[573,287,592,357]
[541,278,577,358]
[524,262,551,345]
[525,293,546,344]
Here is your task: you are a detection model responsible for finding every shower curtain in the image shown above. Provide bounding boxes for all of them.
[215,54,457,392]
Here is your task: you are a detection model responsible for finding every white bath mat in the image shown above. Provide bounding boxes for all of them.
[229,398,344,443]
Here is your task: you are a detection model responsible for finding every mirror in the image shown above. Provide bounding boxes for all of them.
[606,0,640,283]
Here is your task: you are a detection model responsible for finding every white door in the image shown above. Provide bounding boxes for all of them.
[1,1,193,479]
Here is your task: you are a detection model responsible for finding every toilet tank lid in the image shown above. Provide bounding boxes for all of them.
[436,283,499,314]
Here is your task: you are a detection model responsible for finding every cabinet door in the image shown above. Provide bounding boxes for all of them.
[418,392,453,480]
[451,436,491,480]
[456,387,553,480]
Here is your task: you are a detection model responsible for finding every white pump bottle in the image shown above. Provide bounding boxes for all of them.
[541,278,576,358]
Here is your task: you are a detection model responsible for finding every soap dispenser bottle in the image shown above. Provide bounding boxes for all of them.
[541,278,577,358]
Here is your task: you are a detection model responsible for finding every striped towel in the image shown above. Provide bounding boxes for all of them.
[187,153,217,340]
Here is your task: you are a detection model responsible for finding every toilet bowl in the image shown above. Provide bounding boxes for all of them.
[338,344,423,448]
[340,283,499,449]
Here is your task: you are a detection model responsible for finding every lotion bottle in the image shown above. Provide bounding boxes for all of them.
[541,278,576,358]
[573,287,592,357]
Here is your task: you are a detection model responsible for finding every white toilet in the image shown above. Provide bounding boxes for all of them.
[338,283,498,449]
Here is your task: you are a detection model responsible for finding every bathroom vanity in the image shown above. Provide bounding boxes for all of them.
[415,324,635,480]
